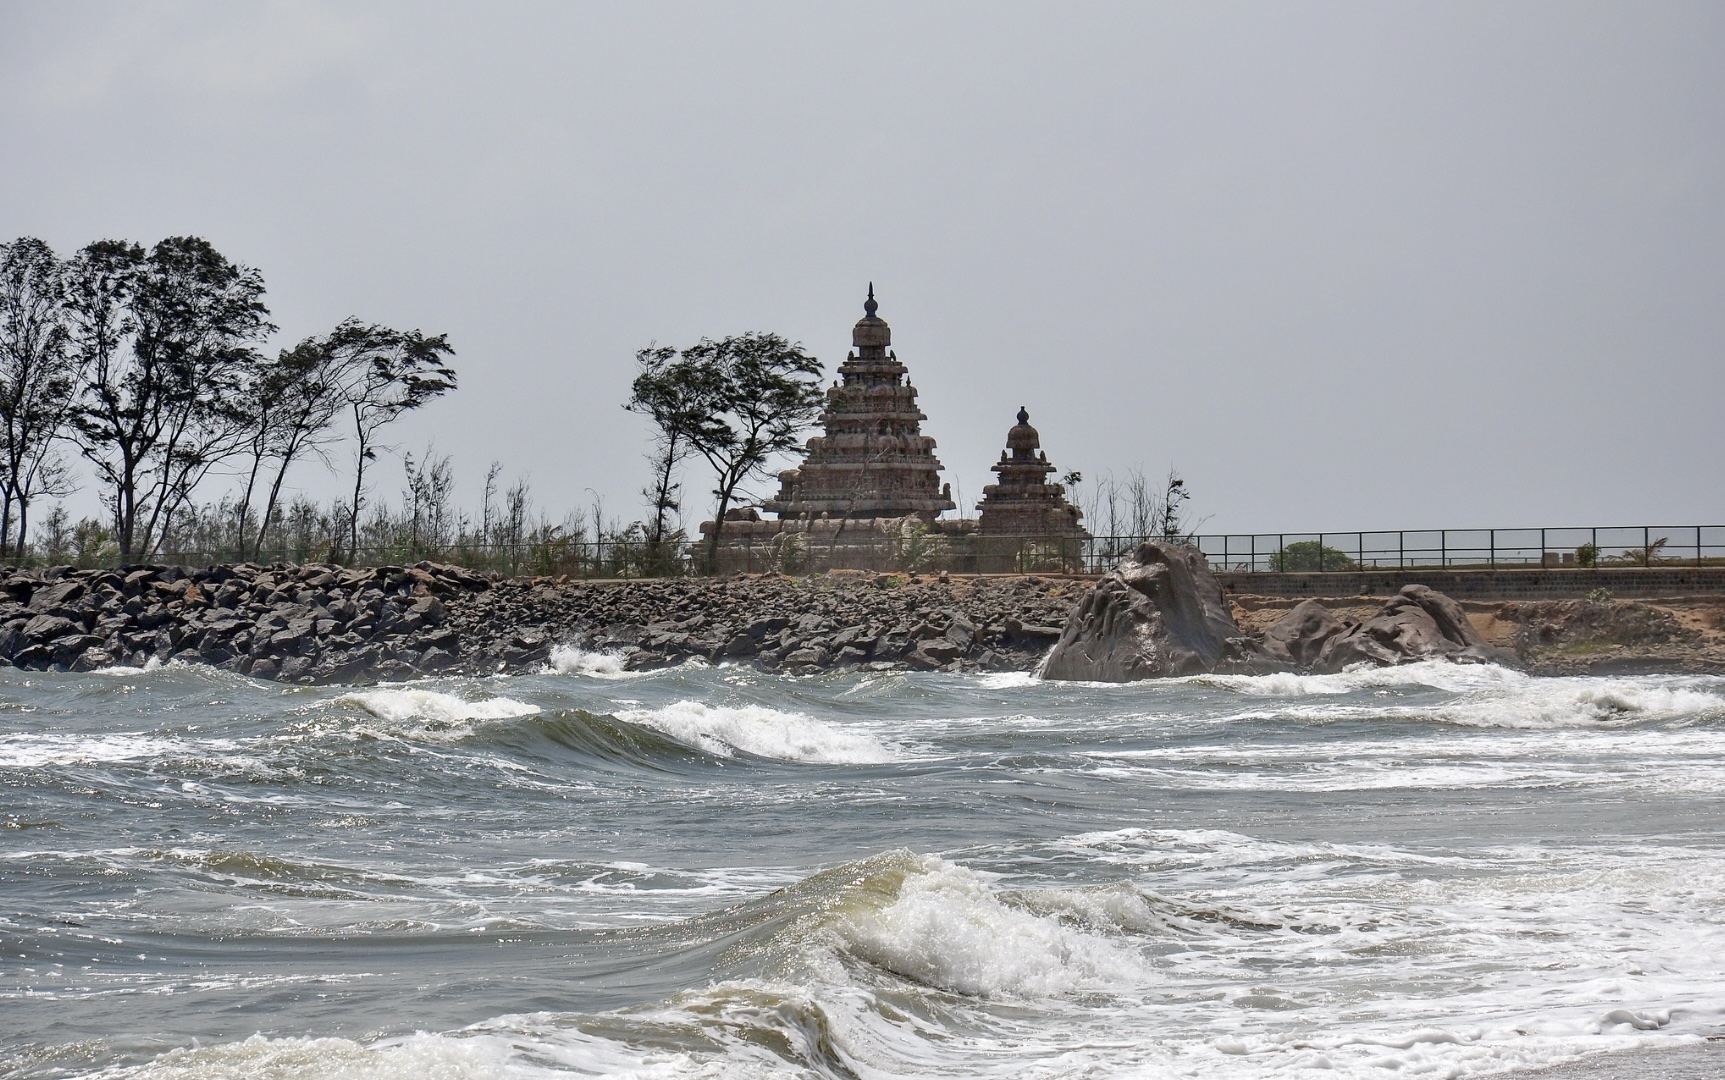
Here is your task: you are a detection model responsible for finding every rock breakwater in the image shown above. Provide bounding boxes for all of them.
[0,563,1081,683]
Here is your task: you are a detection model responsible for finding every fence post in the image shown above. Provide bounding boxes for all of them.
[1700,525,1705,569]
[1541,528,1546,570]
[1644,525,1650,565]
[1489,529,1495,570]
[1440,530,1447,568]
[1399,530,1404,570]
[1318,533,1325,572]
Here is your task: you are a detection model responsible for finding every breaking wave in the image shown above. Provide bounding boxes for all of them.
[545,646,638,678]
[829,852,1147,997]
[615,700,898,764]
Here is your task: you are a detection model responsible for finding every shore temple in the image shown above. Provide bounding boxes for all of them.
[699,287,1087,572]
[764,285,956,523]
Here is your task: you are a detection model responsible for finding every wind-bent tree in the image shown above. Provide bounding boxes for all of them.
[63,237,273,555]
[325,319,456,559]
[233,336,348,559]
[624,343,731,567]
[0,238,79,554]
[670,332,824,571]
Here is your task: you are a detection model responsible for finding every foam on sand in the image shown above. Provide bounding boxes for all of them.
[616,700,896,764]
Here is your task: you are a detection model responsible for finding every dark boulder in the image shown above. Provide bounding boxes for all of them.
[22,614,80,644]
[27,579,86,614]
[1041,542,1282,681]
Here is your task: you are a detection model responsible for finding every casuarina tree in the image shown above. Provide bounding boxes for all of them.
[625,343,731,568]
[324,319,456,560]
[0,238,80,554]
[233,336,347,559]
[631,332,824,572]
[63,237,274,555]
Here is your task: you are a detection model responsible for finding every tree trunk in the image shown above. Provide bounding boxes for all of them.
[0,486,14,558]
[15,495,30,559]
[347,442,367,564]
[704,481,734,575]
[256,454,297,562]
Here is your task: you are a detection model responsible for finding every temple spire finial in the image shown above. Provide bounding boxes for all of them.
[1017,405,1030,425]
[863,282,877,318]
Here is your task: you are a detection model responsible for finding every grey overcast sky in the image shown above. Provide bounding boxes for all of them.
[2,1,1720,535]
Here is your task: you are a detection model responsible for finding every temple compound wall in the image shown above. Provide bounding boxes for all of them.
[697,287,1088,574]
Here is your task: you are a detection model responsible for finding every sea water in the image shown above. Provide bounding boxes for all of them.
[3,654,1723,1078]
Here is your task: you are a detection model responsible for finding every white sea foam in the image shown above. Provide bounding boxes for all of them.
[976,671,1039,689]
[87,1030,517,1080]
[617,700,896,764]
[91,656,166,677]
[834,854,1146,998]
[333,689,541,741]
[544,645,639,678]
[1197,664,1725,729]
[1428,679,1725,729]
[0,732,207,768]
[1196,659,1532,696]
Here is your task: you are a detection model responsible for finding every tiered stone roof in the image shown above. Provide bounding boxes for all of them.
[975,407,1086,536]
[763,286,956,522]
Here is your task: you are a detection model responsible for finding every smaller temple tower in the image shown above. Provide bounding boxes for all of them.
[975,407,1086,536]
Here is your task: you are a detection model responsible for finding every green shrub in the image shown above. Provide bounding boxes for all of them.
[1269,540,1358,572]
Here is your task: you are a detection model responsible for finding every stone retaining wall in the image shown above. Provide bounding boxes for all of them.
[1215,566,1725,600]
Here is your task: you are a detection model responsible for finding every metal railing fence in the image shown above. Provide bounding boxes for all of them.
[2,525,1720,578]
[1136,524,1725,575]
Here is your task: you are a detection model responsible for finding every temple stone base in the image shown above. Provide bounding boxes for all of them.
[696,516,1086,575]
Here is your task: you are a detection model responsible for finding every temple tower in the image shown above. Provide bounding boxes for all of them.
[975,407,1086,536]
[763,286,956,522]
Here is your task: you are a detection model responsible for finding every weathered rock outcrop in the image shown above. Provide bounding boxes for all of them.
[1040,542,1281,681]
[1313,584,1514,671]
[1041,548,1534,681]
[1259,599,1351,667]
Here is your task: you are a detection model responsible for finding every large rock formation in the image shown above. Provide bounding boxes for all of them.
[1307,584,1514,671]
[1041,547,1523,681]
[1040,542,1279,681]
[1248,583,1518,669]
[1258,598,1351,667]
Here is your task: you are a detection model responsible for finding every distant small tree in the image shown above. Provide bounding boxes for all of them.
[1155,469,1191,541]
[1608,537,1669,567]
[39,503,71,560]
[401,446,456,556]
[1270,540,1358,572]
